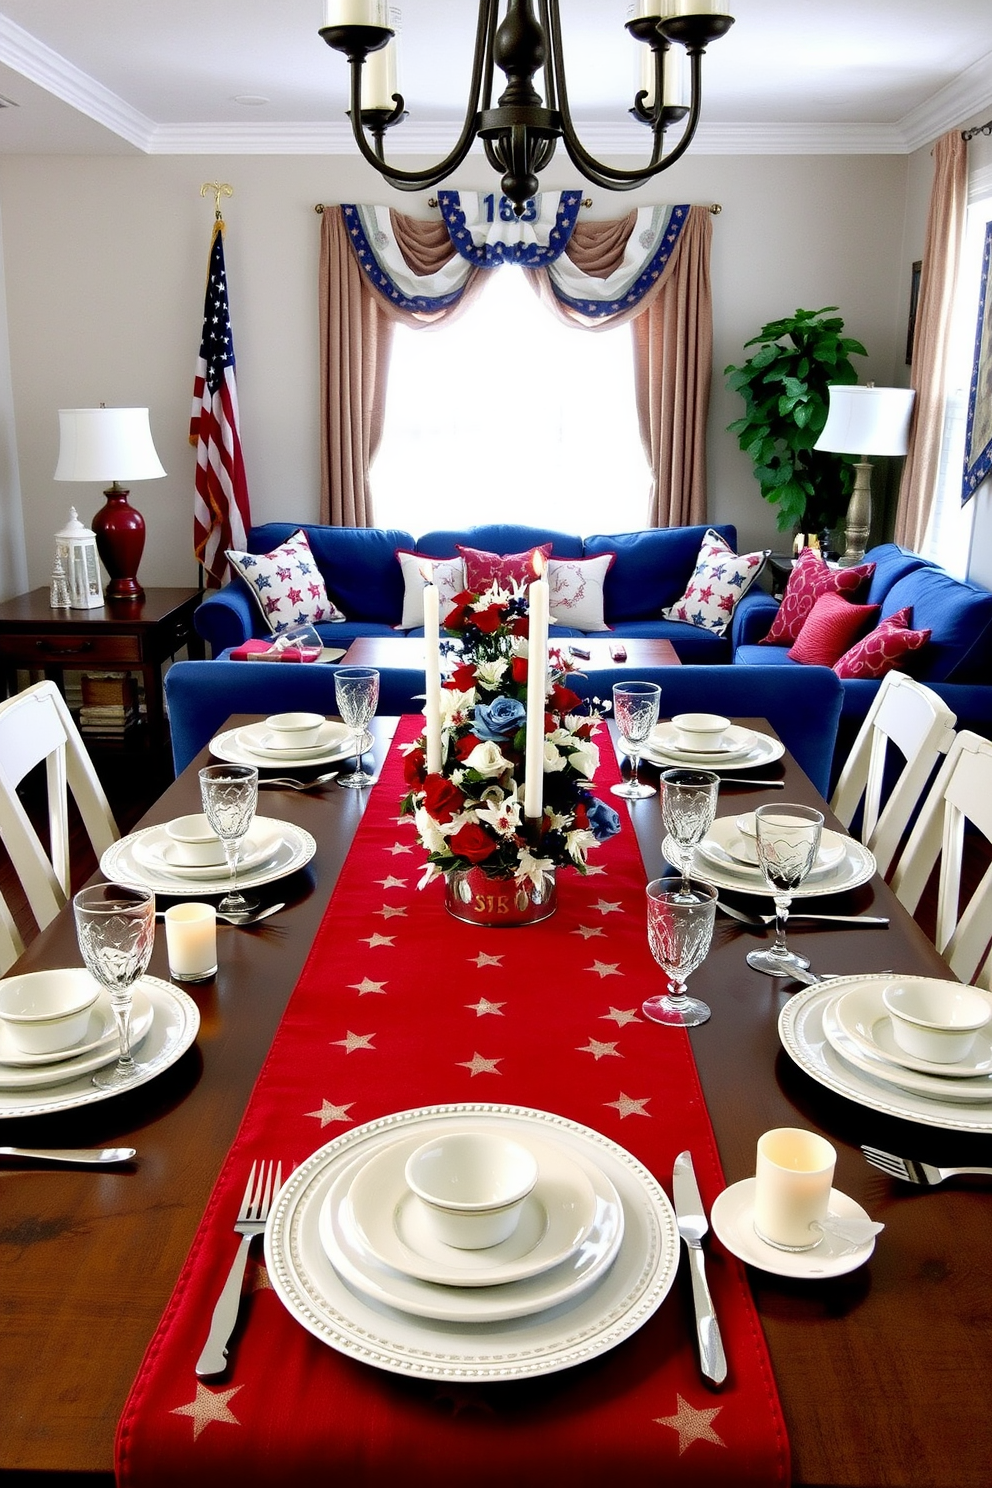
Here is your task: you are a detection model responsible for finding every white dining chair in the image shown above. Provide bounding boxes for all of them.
[889,730,992,989]
[0,680,119,935]
[0,887,24,975]
[830,671,956,878]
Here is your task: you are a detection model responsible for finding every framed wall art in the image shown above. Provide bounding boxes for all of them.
[963,221,992,502]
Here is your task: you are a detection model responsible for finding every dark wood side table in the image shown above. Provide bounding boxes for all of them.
[0,587,204,764]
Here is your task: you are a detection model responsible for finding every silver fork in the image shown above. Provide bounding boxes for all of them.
[862,1146,992,1186]
[258,772,339,791]
[717,900,889,930]
[196,1159,282,1379]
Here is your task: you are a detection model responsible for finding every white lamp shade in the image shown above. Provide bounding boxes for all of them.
[54,407,166,483]
[815,385,916,458]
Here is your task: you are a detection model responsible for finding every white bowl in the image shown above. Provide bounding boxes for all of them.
[882,979,992,1064]
[671,712,731,753]
[264,711,325,751]
[404,1131,539,1250]
[0,968,101,1055]
[165,813,227,867]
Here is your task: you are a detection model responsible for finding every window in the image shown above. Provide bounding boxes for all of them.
[370,267,649,537]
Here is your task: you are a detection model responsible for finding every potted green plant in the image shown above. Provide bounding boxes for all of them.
[725,306,868,539]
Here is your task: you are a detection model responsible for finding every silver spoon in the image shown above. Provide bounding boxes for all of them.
[258,772,339,791]
[156,902,285,927]
[0,1146,136,1166]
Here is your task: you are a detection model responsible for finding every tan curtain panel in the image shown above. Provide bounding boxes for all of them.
[894,130,968,551]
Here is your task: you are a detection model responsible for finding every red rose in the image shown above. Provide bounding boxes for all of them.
[573,801,590,830]
[511,656,529,685]
[454,732,483,761]
[448,661,478,691]
[509,616,530,637]
[473,605,504,634]
[402,747,427,788]
[423,775,465,823]
[551,684,582,715]
[444,603,472,631]
[449,822,497,864]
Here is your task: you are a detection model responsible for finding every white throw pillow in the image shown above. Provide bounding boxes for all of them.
[661,529,768,636]
[396,550,466,629]
[548,554,615,632]
[226,529,346,635]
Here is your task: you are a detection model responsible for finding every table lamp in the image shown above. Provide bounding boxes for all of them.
[54,406,166,601]
[815,385,915,567]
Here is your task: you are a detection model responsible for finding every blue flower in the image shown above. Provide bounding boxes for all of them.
[474,695,527,742]
[585,796,621,842]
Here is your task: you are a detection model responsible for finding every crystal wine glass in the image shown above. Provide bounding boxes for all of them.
[746,803,825,977]
[661,768,720,896]
[611,682,662,799]
[199,763,260,917]
[73,883,155,1089]
[334,667,380,788]
[643,876,718,1027]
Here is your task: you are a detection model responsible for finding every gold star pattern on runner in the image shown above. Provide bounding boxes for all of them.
[375,875,407,890]
[577,1037,621,1061]
[587,960,622,979]
[594,898,623,916]
[466,997,506,1017]
[350,977,387,996]
[171,1382,243,1441]
[305,1098,355,1126]
[604,1091,651,1118]
[388,841,414,855]
[602,1007,642,1026]
[655,1396,725,1455]
[332,1031,376,1053]
[375,904,407,919]
[457,1052,503,1076]
[584,863,607,875]
[471,951,504,968]
[361,933,394,949]
[572,925,606,939]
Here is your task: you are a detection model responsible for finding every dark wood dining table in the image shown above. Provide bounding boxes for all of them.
[1,716,989,1488]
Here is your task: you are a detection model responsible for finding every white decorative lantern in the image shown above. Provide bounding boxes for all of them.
[55,508,103,610]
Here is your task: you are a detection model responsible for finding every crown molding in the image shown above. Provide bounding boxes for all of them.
[899,48,992,153]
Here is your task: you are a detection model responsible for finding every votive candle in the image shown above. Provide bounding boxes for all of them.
[422,566,442,775]
[164,903,217,984]
[524,554,550,824]
[753,1127,836,1251]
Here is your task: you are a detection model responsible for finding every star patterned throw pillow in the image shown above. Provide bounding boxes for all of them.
[760,548,875,646]
[833,606,931,679]
[660,529,768,636]
[226,529,346,635]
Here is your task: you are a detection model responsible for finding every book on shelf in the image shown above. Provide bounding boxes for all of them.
[80,673,140,709]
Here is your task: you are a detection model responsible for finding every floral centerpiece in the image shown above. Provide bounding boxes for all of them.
[400,578,620,925]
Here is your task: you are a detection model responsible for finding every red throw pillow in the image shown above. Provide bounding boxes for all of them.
[457,542,553,591]
[760,548,875,646]
[833,606,931,679]
[787,591,880,667]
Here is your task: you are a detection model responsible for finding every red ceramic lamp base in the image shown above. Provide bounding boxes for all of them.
[92,485,145,602]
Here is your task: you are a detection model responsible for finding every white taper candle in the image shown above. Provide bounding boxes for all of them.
[422,567,442,775]
[524,555,550,823]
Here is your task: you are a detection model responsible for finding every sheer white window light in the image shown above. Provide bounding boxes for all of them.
[371,267,649,536]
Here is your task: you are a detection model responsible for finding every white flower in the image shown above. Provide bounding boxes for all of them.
[439,688,475,726]
[462,739,514,778]
[515,848,556,890]
[472,581,513,610]
[414,806,452,854]
[475,797,522,838]
[449,767,466,786]
[565,827,599,864]
[417,860,443,890]
[568,736,600,781]
[475,657,509,689]
[542,738,568,773]
[547,809,571,832]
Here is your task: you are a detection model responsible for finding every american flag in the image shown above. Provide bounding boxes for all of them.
[190,221,251,585]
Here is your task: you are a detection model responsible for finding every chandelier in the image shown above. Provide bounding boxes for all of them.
[320,0,735,217]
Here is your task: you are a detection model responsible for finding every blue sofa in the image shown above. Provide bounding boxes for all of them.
[193,522,771,664]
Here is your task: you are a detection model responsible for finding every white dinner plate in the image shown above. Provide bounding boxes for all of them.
[695,814,847,873]
[100,818,315,897]
[210,724,372,770]
[241,721,349,759]
[664,833,876,899]
[647,722,757,764]
[0,982,153,1075]
[644,730,784,773]
[265,1103,680,1381]
[131,819,280,879]
[779,977,992,1131]
[319,1143,624,1323]
[345,1127,612,1287]
[0,977,198,1118]
[820,996,992,1105]
[831,980,992,1078]
[710,1179,876,1279]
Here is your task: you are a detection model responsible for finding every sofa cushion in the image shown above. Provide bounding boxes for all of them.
[584,524,739,623]
[761,549,875,645]
[417,525,584,560]
[226,529,346,635]
[457,542,553,590]
[833,607,931,680]
[547,554,615,632]
[862,542,932,605]
[661,528,768,636]
[880,567,992,682]
[396,550,465,629]
[787,592,879,666]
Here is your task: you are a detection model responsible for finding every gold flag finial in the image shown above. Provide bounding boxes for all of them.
[200,182,233,221]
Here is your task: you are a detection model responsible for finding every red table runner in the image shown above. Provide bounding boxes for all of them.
[117,721,789,1488]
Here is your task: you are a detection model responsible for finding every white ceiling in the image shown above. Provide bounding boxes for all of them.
[0,0,989,158]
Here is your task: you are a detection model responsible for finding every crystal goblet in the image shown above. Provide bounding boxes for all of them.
[661,768,720,896]
[334,667,380,788]
[746,803,825,977]
[611,682,662,799]
[199,763,260,917]
[643,876,718,1027]
[73,883,155,1089]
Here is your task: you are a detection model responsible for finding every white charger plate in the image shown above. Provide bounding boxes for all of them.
[0,977,198,1118]
[831,980,992,1078]
[0,983,153,1075]
[644,731,784,773]
[131,820,279,880]
[100,818,315,897]
[665,832,876,899]
[345,1127,610,1287]
[821,997,992,1105]
[319,1143,624,1323]
[211,723,372,770]
[779,977,992,1131]
[696,814,846,873]
[648,722,757,764]
[710,1179,876,1279]
[265,1103,679,1381]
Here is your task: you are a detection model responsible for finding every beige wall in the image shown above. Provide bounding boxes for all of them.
[0,145,911,594]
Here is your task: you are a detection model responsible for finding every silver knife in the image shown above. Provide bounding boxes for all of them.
[672,1150,727,1386]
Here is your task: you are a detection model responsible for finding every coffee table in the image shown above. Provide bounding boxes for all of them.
[340,636,681,669]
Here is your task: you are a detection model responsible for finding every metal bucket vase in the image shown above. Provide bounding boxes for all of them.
[444,867,557,928]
